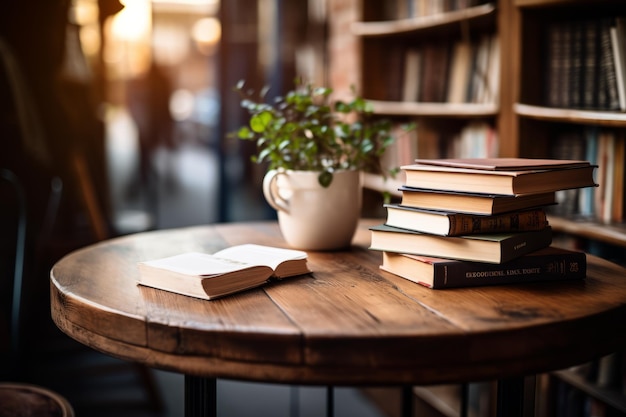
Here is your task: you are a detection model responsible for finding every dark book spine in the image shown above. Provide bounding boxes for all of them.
[499,228,553,263]
[431,251,586,288]
[447,209,548,236]
[545,22,563,107]
[601,18,621,110]
[583,19,599,109]
[570,20,584,108]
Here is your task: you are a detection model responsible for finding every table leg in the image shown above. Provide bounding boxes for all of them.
[460,383,469,417]
[497,377,524,417]
[327,386,334,417]
[185,375,217,417]
[401,386,414,417]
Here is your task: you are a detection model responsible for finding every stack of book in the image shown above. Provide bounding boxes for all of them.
[369,158,598,289]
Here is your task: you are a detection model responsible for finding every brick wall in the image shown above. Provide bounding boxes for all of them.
[327,0,361,97]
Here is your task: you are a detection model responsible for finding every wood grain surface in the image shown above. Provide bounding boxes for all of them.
[50,220,626,385]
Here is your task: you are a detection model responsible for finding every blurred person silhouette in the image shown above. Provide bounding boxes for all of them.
[126,61,176,197]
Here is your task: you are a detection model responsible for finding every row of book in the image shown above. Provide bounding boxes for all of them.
[381,121,498,172]
[369,157,597,289]
[549,127,625,224]
[396,34,499,104]
[551,350,626,417]
[383,0,488,20]
[544,17,626,111]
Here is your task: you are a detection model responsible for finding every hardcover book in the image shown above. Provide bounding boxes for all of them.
[137,244,310,300]
[413,157,593,171]
[369,224,553,264]
[380,246,586,289]
[402,159,597,195]
[384,204,549,236]
[399,186,557,215]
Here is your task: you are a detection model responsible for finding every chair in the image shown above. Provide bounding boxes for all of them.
[0,383,74,417]
[1,30,163,412]
[0,169,75,417]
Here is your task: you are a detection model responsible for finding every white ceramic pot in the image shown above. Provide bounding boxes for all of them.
[262,169,362,251]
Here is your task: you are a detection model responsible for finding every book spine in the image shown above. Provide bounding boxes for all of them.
[432,252,586,288]
[447,209,548,236]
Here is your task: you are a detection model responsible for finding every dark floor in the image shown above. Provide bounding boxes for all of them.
[25,111,386,417]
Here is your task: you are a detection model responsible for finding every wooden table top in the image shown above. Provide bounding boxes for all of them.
[50,219,626,386]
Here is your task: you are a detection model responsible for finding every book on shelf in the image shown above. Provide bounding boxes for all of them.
[447,121,498,159]
[137,244,311,300]
[484,34,500,104]
[419,43,451,103]
[369,224,553,264]
[570,19,584,109]
[610,17,626,111]
[579,127,599,217]
[549,131,586,217]
[469,34,491,104]
[447,39,472,103]
[384,204,549,236]
[399,186,557,215]
[402,158,597,195]
[544,17,624,111]
[402,48,422,102]
[593,129,626,224]
[387,0,489,19]
[380,246,586,289]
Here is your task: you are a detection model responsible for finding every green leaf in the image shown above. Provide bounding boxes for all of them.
[318,171,333,188]
[237,127,253,139]
[250,111,273,133]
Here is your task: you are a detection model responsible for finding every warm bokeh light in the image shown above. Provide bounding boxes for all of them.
[105,0,152,79]
[152,0,219,14]
[152,23,190,66]
[170,89,195,121]
[111,0,151,42]
[191,17,221,55]
[79,24,101,57]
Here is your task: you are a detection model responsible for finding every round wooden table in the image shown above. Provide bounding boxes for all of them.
[50,220,626,417]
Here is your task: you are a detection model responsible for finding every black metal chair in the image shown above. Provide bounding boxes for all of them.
[0,168,75,417]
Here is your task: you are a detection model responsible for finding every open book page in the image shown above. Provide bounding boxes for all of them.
[214,244,309,273]
[140,252,258,277]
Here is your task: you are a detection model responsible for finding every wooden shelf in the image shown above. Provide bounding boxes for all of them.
[548,215,626,247]
[515,104,626,128]
[370,101,498,118]
[348,1,626,414]
[351,3,496,37]
[515,0,617,8]
[362,172,403,197]
[552,369,626,413]
[412,386,460,417]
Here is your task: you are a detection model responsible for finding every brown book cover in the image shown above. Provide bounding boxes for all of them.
[402,161,597,195]
[380,246,586,289]
[413,157,592,171]
[399,187,557,215]
[369,224,553,264]
[384,204,549,236]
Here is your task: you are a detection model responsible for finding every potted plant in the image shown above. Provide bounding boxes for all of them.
[233,79,402,250]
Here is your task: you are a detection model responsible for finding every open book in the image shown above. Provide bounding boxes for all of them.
[137,244,311,300]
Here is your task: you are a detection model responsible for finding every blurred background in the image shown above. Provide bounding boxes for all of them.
[0,0,332,237]
[0,1,384,416]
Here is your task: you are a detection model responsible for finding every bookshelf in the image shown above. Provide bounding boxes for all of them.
[352,1,501,197]
[353,3,501,415]
[353,0,626,251]
[512,2,626,414]
[510,0,626,253]
[344,0,626,415]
